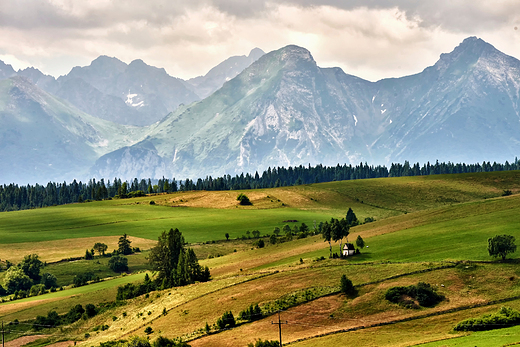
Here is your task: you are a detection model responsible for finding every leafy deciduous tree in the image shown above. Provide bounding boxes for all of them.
[237,193,252,205]
[488,234,517,260]
[20,254,43,282]
[217,311,236,330]
[41,273,58,289]
[93,242,108,256]
[322,221,332,258]
[4,267,32,294]
[109,255,128,273]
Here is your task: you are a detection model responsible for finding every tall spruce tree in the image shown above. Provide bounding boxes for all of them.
[118,234,132,255]
[149,228,209,288]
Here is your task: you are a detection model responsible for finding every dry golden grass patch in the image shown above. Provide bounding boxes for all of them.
[158,190,285,210]
[79,274,262,346]
[0,236,156,263]
[154,186,348,211]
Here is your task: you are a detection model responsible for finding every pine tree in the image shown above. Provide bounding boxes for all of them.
[118,234,132,255]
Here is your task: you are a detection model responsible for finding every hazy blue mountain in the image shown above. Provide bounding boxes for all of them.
[55,56,200,126]
[91,37,520,180]
[186,48,265,99]
[0,76,143,184]
[2,37,520,184]
[0,49,266,128]
[370,37,520,164]
[0,61,16,80]
[17,67,59,93]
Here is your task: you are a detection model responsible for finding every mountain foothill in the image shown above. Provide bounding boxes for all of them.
[0,37,519,185]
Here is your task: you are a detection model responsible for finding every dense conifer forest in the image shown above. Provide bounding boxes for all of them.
[1,159,519,212]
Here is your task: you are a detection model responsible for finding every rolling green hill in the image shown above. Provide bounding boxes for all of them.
[1,171,520,347]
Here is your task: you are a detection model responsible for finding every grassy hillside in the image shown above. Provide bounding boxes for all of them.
[1,171,519,262]
[1,171,520,346]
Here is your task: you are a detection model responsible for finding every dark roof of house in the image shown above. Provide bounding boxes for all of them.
[343,243,355,250]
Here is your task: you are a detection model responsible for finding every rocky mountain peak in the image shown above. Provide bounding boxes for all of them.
[434,36,500,75]
[89,55,127,72]
[248,47,265,60]
[0,60,16,79]
[278,45,315,64]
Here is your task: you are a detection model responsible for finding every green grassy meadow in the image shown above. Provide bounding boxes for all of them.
[1,171,520,346]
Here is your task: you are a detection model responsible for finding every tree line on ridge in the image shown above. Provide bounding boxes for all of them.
[1,158,520,212]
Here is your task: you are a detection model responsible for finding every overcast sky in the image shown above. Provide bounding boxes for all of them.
[0,0,519,81]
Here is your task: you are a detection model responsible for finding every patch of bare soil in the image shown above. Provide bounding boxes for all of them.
[5,335,47,347]
[44,341,76,347]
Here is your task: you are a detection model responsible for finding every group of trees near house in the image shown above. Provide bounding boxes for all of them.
[3,158,520,212]
[320,209,359,257]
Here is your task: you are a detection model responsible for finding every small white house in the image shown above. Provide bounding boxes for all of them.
[343,243,356,256]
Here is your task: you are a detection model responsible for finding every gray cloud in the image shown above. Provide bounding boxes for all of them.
[211,0,520,32]
[1,0,517,33]
[0,0,518,82]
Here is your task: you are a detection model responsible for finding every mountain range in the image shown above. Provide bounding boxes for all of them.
[1,37,519,184]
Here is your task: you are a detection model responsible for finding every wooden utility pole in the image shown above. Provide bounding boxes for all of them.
[271,311,287,347]
[2,321,4,347]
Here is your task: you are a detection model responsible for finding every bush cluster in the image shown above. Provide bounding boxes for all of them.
[385,282,444,308]
[117,274,156,300]
[454,307,520,331]
[247,339,280,347]
[216,311,236,330]
[340,275,357,297]
[239,304,263,322]
[34,303,98,330]
[73,271,98,287]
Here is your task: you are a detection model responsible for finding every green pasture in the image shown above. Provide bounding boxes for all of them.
[310,170,520,212]
[415,325,520,346]
[0,272,147,322]
[2,170,520,247]
[252,194,520,269]
[0,202,334,244]
[46,251,151,286]
[355,195,520,262]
